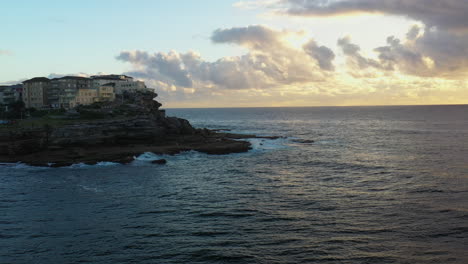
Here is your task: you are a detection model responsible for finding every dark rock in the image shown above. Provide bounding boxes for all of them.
[151,159,167,165]
[49,162,74,168]
[47,146,65,151]
[8,138,45,155]
[194,139,251,155]
[292,139,315,144]
[113,156,134,164]
[223,133,282,140]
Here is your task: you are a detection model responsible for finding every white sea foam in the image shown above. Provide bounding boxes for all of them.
[130,152,170,166]
[67,162,120,169]
[77,184,102,193]
[96,161,120,166]
[0,162,51,170]
[2,139,290,170]
[134,152,165,161]
[1,161,123,170]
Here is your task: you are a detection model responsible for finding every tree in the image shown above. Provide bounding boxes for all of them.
[10,100,25,113]
[7,100,26,119]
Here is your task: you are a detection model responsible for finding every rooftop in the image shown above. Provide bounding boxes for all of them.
[91,74,133,81]
[22,74,137,84]
[52,76,90,81]
[23,77,51,83]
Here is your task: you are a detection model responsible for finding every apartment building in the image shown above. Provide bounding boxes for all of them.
[97,83,116,102]
[23,77,50,109]
[21,74,148,109]
[52,76,93,109]
[91,75,148,94]
[0,84,22,106]
[71,88,98,108]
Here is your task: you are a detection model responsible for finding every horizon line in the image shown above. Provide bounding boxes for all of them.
[163,103,468,109]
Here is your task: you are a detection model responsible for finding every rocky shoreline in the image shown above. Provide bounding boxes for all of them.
[0,91,279,167]
[0,130,265,167]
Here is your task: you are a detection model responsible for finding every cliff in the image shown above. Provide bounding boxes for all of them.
[0,91,256,167]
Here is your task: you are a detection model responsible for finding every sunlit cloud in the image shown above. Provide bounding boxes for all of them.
[117,25,334,92]
[112,1,468,107]
[238,0,468,79]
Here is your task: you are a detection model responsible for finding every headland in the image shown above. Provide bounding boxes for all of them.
[0,90,274,167]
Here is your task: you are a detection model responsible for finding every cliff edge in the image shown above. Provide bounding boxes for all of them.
[0,91,256,167]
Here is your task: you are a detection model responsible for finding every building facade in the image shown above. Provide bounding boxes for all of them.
[91,75,148,94]
[23,77,50,109]
[71,88,98,108]
[52,76,93,109]
[97,83,116,102]
[0,84,22,106]
[20,74,148,109]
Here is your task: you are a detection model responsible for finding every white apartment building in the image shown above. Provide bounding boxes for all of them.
[91,75,148,94]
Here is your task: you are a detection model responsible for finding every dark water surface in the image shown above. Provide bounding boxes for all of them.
[1,105,468,263]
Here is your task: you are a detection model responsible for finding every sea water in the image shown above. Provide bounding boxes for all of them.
[1,105,467,263]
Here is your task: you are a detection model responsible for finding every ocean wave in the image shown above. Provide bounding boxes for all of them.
[0,162,51,170]
[68,162,120,169]
[77,184,102,193]
[0,161,123,170]
[133,152,165,161]
[131,152,173,166]
[2,138,293,170]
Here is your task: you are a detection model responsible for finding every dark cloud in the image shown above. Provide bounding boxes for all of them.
[276,0,468,31]
[334,25,468,78]
[373,35,429,76]
[211,25,282,49]
[371,27,468,77]
[303,40,335,71]
[412,29,468,75]
[406,25,421,40]
[337,37,387,71]
[116,51,193,87]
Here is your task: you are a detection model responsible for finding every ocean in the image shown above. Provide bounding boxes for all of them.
[1,105,468,263]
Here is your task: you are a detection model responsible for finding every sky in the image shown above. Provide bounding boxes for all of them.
[1,0,467,107]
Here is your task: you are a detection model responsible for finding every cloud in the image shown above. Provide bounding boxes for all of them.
[235,1,468,78]
[265,0,468,32]
[233,0,279,9]
[211,25,283,49]
[406,25,421,40]
[337,26,468,78]
[0,78,26,85]
[0,50,13,56]
[405,28,468,77]
[337,36,388,71]
[117,25,335,94]
[47,72,90,79]
[303,40,335,71]
[373,34,432,77]
[116,21,468,106]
